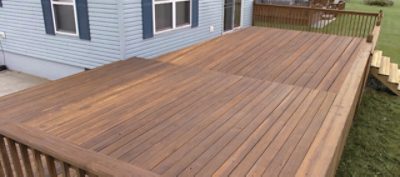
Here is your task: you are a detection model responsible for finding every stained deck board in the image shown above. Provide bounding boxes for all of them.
[160,28,360,93]
[0,27,373,177]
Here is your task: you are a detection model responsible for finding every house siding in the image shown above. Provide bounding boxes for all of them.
[0,0,121,69]
[122,0,225,59]
[0,0,253,70]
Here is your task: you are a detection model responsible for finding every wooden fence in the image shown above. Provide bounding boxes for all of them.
[253,3,383,40]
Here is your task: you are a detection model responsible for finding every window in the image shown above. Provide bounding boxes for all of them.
[51,0,78,36]
[153,0,191,33]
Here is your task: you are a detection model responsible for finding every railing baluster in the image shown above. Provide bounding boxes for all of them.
[339,13,345,36]
[335,12,339,35]
[274,6,277,28]
[309,10,312,31]
[45,155,58,177]
[360,15,364,37]
[319,11,322,33]
[358,15,363,37]
[76,168,86,177]
[0,157,4,177]
[0,136,13,177]
[7,139,23,177]
[354,15,359,37]
[347,14,351,36]
[20,144,35,177]
[62,162,71,177]
[33,150,46,177]
[370,16,375,34]
[363,15,368,37]
[347,13,350,36]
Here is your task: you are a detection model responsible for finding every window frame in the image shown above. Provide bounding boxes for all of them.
[152,0,192,34]
[50,0,79,36]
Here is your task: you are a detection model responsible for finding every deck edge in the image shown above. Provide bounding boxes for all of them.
[295,40,373,177]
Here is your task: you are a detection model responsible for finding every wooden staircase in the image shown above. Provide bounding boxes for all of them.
[370,50,400,96]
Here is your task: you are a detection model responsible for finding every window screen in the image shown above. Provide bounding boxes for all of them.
[155,3,173,32]
[53,4,76,33]
[176,1,190,27]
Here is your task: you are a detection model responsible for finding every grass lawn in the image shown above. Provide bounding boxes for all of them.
[336,1,400,176]
[337,88,400,176]
[346,0,400,64]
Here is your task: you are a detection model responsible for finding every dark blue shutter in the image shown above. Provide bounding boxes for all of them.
[0,0,3,7]
[192,0,199,27]
[142,0,154,39]
[41,0,55,35]
[76,0,91,40]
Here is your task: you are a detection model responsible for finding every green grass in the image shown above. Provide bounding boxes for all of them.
[346,0,400,64]
[337,88,400,176]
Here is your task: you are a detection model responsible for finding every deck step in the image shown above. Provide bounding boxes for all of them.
[398,71,400,90]
[398,69,400,82]
[371,50,383,68]
[370,50,400,96]
[388,63,399,83]
[378,56,390,75]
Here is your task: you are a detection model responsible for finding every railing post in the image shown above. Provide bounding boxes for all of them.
[376,10,383,26]
[367,33,374,43]
[368,10,383,43]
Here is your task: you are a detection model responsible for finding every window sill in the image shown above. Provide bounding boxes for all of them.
[55,31,79,37]
[154,24,192,36]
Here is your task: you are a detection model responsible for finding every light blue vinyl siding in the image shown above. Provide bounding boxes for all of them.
[0,0,121,69]
[0,0,254,68]
[122,0,224,59]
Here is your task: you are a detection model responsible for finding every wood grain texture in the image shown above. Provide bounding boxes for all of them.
[160,27,360,93]
[0,27,373,177]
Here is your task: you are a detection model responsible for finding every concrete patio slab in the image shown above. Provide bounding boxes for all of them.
[0,70,48,97]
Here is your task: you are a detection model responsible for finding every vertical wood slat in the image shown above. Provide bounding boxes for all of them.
[0,157,4,177]
[62,162,71,177]
[358,15,362,37]
[77,168,86,177]
[45,155,58,177]
[33,150,46,177]
[20,144,35,177]
[6,139,23,177]
[0,136,13,177]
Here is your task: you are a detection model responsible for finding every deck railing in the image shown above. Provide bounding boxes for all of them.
[253,3,383,41]
[0,135,96,177]
[0,123,159,177]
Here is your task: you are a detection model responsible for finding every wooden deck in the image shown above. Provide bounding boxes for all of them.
[0,27,375,177]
